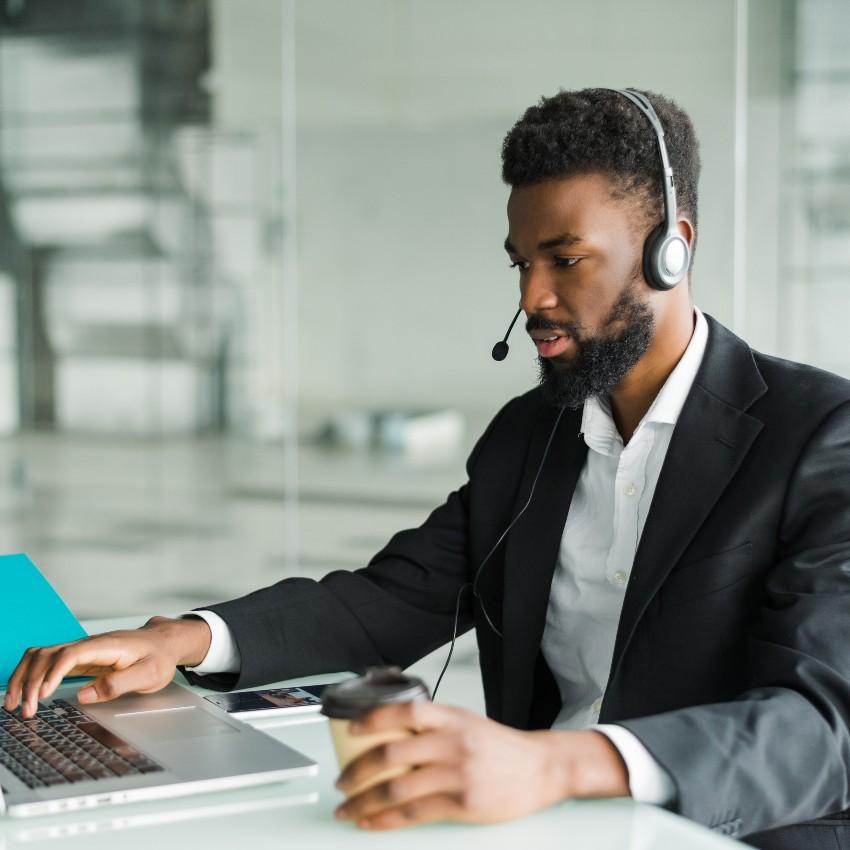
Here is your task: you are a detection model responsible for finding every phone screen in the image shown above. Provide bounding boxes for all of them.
[205,684,328,714]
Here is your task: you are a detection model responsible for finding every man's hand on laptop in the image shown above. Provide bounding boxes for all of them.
[3,615,212,718]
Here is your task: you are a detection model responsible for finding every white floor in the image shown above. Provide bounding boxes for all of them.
[0,432,485,711]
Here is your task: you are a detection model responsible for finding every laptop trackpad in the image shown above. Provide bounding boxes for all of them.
[114,707,236,741]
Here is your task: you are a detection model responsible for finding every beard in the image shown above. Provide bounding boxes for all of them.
[532,280,655,410]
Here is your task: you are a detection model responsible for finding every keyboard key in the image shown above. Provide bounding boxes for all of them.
[86,765,116,779]
[106,761,135,776]
[114,744,146,763]
[75,722,128,751]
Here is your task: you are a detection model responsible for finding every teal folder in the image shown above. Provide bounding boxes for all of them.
[0,553,88,689]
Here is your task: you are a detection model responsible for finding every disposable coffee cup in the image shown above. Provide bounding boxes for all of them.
[321,667,430,797]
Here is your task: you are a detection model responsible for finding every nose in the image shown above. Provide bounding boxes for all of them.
[519,265,559,315]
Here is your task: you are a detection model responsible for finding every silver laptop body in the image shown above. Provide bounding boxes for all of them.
[0,681,317,818]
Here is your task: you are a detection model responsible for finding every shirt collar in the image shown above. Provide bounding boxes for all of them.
[580,307,708,454]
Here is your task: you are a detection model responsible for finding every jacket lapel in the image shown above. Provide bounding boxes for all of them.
[500,404,587,728]
[606,316,767,686]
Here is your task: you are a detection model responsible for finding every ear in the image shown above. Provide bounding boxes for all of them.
[676,217,695,250]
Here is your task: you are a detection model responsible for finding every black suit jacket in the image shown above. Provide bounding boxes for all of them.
[185,315,850,844]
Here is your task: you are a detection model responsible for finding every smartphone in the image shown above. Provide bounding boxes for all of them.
[204,684,330,719]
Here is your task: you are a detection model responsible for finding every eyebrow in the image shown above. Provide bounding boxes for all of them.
[503,233,583,254]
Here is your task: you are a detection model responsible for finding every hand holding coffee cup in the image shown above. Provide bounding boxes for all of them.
[321,667,430,798]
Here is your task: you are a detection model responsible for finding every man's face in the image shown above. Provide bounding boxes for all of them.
[505,172,655,408]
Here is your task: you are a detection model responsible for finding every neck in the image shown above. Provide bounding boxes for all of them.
[609,305,696,444]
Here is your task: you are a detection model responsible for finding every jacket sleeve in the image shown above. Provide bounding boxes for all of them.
[615,400,850,838]
[181,398,516,692]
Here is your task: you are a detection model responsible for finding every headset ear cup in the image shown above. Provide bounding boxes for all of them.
[643,225,689,291]
[642,223,669,291]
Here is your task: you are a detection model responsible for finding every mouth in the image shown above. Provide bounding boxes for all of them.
[529,330,573,358]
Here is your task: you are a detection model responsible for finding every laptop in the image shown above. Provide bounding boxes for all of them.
[0,681,318,818]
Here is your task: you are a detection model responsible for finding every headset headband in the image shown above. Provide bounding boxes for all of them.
[615,88,678,238]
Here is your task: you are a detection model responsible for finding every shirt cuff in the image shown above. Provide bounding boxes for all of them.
[594,723,676,806]
[180,610,242,675]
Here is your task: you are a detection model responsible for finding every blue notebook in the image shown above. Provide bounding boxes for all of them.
[0,553,88,689]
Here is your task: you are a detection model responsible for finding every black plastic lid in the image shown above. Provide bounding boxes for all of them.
[320,667,430,720]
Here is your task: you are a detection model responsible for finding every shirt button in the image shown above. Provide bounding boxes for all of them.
[613,570,629,586]
[624,482,637,497]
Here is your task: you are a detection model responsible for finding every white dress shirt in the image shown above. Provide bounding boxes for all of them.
[183,609,241,674]
[541,307,707,805]
[186,307,708,808]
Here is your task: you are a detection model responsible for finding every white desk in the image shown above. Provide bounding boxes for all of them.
[0,617,742,849]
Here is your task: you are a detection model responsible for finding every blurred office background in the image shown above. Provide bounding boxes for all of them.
[0,0,847,701]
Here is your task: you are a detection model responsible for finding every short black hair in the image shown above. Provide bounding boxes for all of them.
[501,88,701,267]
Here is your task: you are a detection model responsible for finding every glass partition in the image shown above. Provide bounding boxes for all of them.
[0,1,846,636]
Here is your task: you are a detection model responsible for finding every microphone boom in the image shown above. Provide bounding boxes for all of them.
[491,307,522,361]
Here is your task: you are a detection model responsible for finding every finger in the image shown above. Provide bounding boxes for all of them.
[340,765,464,822]
[18,644,74,717]
[337,731,460,794]
[352,793,465,831]
[21,638,122,715]
[79,656,165,704]
[22,634,135,716]
[351,700,461,737]
[4,646,46,711]
[37,653,114,705]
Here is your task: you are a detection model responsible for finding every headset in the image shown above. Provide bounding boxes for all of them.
[432,88,687,699]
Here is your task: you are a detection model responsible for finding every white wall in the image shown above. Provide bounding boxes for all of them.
[214,0,747,418]
[293,0,739,414]
[742,0,787,359]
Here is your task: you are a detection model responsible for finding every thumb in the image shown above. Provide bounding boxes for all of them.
[78,657,163,704]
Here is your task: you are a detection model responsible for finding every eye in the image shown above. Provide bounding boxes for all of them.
[554,256,580,268]
[509,260,529,271]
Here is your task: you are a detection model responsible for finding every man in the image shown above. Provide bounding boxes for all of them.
[5,89,850,848]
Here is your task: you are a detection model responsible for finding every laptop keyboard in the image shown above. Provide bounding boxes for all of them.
[0,699,163,789]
